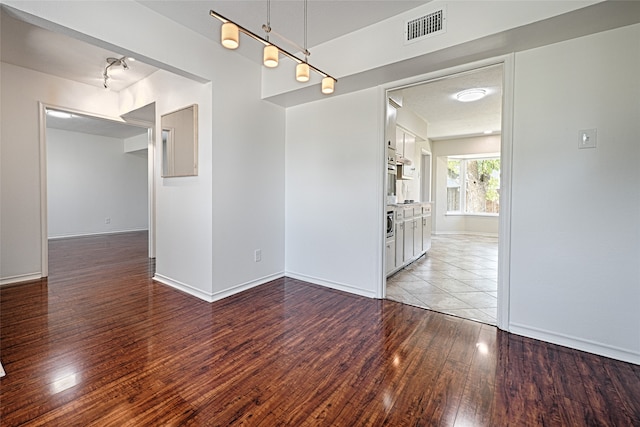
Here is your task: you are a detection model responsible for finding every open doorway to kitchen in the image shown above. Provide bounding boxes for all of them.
[384,62,509,327]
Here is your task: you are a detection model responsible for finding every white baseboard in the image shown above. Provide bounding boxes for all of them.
[48,228,148,240]
[0,273,42,287]
[153,274,215,301]
[209,272,285,302]
[433,231,498,237]
[284,271,377,299]
[153,272,285,303]
[510,322,640,365]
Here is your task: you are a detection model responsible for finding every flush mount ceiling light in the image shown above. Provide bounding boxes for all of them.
[456,88,487,102]
[103,56,132,89]
[209,0,336,95]
[46,110,76,119]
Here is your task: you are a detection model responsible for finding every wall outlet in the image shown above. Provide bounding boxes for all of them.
[254,249,262,262]
[105,217,111,224]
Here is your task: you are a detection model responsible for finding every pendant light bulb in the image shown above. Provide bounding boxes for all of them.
[263,45,279,68]
[321,77,335,94]
[296,62,310,82]
[221,22,239,49]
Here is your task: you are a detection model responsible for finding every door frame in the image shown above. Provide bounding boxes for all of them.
[38,102,155,277]
[379,54,514,331]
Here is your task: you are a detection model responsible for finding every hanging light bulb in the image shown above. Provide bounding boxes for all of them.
[209,9,337,93]
[263,45,279,68]
[321,77,335,94]
[296,63,310,82]
[296,0,311,83]
[221,22,239,49]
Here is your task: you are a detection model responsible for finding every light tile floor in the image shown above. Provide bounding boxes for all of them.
[386,234,498,325]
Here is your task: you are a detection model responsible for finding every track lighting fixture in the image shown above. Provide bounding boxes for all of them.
[103,56,132,89]
[209,0,336,95]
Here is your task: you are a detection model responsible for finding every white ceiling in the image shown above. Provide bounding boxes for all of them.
[1,1,501,139]
[393,65,503,140]
[140,0,426,58]
[0,9,159,92]
[45,109,150,139]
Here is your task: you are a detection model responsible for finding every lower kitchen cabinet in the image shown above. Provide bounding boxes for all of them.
[403,218,414,264]
[395,221,404,268]
[385,238,396,274]
[422,214,432,252]
[387,203,432,277]
[413,216,423,257]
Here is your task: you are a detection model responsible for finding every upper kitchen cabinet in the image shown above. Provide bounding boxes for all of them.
[396,127,404,159]
[397,127,417,180]
[403,130,416,166]
[386,100,397,151]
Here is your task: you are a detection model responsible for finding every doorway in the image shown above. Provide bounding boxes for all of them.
[383,59,513,329]
[39,104,155,277]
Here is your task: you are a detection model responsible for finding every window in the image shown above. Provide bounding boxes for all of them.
[446,157,500,214]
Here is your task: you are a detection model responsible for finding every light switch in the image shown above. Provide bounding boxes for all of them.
[578,129,597,149]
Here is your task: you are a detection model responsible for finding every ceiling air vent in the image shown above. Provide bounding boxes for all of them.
[404,8,446,44]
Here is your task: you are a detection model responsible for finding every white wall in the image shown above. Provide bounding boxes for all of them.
[0,62,121,284]
[120,70,215,300]
[285,88,382,297]
[209,53,285,298]
[431,135,501,235]
[509,24,640,364]
[115,15,285,302]
[47,128,147,238]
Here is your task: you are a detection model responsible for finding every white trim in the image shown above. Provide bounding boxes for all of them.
[38,102,48,278]
[147,126,156,259]
[39,103,156,278]
[433,231,498,238]
[497,54,515,332]
[510,322,640,365]
[286,271,378,299]
[47,228,149,240]
[445,213,499,217]
[153,272,285,303]
[1,273,43,287]
[153,274,215,302]
[375,86,386,299]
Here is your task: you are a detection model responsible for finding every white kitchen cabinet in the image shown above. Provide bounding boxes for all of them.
[385,238,396,274]
[413,216,423,256]
[422,204,432,252]
[395,212,404,268]
[387,204,432,277]
[386,102,397,151]
[396,127,404,159]
[403,132,416,166]
[403,208,414,263]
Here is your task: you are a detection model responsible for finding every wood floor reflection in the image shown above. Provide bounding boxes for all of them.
[1,231,639,425]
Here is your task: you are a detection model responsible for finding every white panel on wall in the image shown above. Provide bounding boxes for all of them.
[47,128,148,238]
[510,24,640,364]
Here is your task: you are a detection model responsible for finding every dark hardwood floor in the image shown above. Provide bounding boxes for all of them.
[1,231,639,426]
